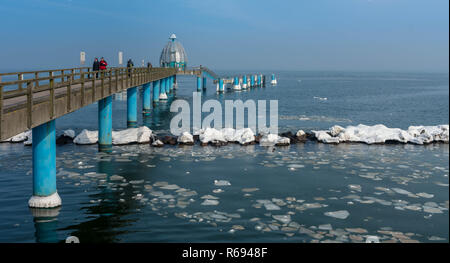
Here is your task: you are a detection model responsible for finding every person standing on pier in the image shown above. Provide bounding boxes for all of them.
[147,62,152,68]
[99,57,108,78]
[92,58,99,78]
[127,59,134,77]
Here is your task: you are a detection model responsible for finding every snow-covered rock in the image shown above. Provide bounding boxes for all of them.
[64,129,76,139]
[177,131,194,145]
[259,134,291,146]
[313,124,449,145]
[199,128,227,144]
[112,127,152,145]
[74,129,98,144]
[296,130,306,137]
[220,128,255,145]
[152,139,164,147]
[5,130,32,142]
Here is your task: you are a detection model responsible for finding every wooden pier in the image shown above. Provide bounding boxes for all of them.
[0,67,175,141]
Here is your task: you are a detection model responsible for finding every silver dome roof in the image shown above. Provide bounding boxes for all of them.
[159,34,188,67]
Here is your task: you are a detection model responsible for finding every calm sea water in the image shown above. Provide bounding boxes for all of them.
[0,71,448,243]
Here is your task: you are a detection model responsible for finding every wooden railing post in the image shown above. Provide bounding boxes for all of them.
[0,83,3,138]
[92,70,96,102]
[61,70,64,83]
[114,69,119,92]
[81,71,85,107]
[18,74,24,91]
[49,71,55,119]
[27,81,33,128]
[66,71,72,112]
[101,70,105,98]
[109,68,112,95]
[34,72,39,89]
[121,68,125,90]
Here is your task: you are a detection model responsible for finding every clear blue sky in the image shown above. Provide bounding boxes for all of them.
[0,0,448,72]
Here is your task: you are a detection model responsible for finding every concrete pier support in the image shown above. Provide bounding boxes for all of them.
[173,75,178,89]
[169,76,174,93]
[159,78,168,100]
[98,95,113,152]
[166,77,170,94]
[143,83,151,115]
[127,87,138,128]
[202,77,207,91]
[29,119,61,208]
[233,76,240,90]
[219,78,224,92]
[153,80,160,103]
[242,75,248,89]
[197,76,202,91]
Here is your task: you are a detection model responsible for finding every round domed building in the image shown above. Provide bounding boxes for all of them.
[159,34,188,70]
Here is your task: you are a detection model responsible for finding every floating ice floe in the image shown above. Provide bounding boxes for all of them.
[201,199,219,206]
[312,124,449,144]
[152,140,164,147]
[214,180,231,186]
[177,132,194,145]
[324,210,350,219]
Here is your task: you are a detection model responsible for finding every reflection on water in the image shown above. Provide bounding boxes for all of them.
[0,72,448,243]
[30,207,60,243]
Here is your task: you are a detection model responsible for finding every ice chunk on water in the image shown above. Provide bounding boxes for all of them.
[324,210,350,219]
[201,199,219,206]
[272,215,291,224]
[214,180,231,186]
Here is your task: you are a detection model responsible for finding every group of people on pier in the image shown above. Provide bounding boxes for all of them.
[91,57,153,78]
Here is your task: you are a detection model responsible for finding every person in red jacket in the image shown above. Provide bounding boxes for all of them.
[99,57,107,70]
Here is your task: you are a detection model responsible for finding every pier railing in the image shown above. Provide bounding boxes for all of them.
[0,67,176,140]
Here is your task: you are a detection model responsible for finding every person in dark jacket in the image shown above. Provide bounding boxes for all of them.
[147,62,152,68]
[127,59,134,77]
[92,58,100,78]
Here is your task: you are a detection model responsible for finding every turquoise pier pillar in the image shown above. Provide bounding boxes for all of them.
[170,76,174,92]
[98,95,112,152]
[127,87,138,128]
[159,78,168,100]
[233,76,240,90]
[243,75,248,89]
[143,83,151,115]
[165,77,171,94]
[251,75,255,87]
[152,80,160,103]
[202,77,207,91]
[257,75,261,87]
[219,78,224,92]
[28,119,61,208]
[197,76,202,91]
